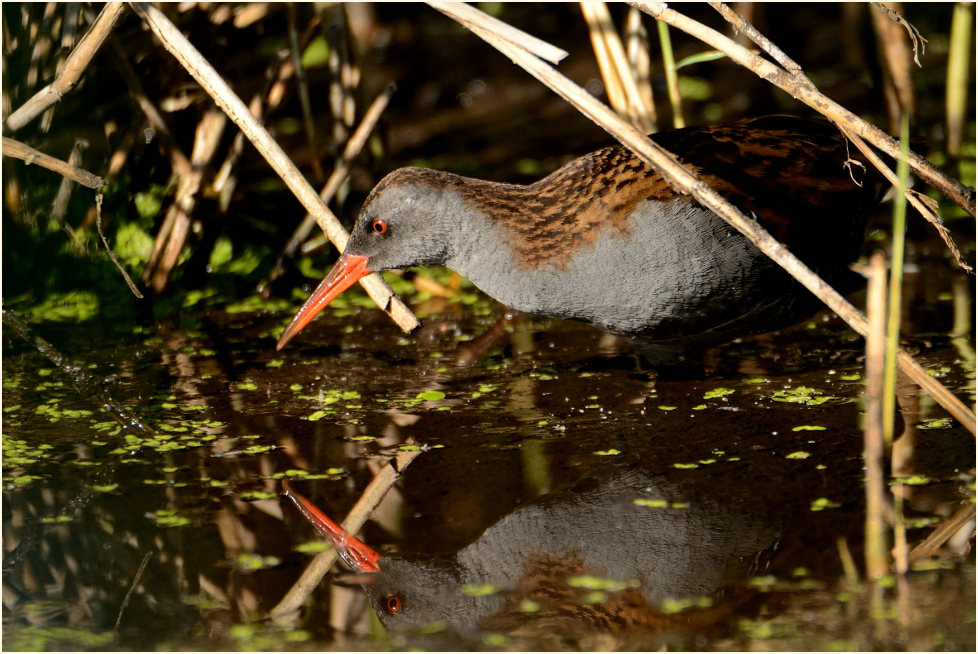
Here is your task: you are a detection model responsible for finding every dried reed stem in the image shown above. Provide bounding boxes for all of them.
[709,2,972,272]
[129,2,419,333]
[287,3,324,183]
[580,2,655,132]
[428,1,977,435]
[624,7,657,130]
[427,0,568,64]
[870,2,917,132]
[273,82,397,280]
[839,126,972,273]
[632,1,976,218]
[143,110,227,292]
[5,2,127,131]
[2,137,105,188]
[708,2,803,76]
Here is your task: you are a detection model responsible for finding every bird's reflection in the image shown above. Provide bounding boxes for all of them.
[285,462,782,636]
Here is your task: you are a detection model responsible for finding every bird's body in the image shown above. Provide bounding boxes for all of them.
[277,116,883,359]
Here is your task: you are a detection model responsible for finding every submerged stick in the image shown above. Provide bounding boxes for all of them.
[2,308,154,435]
[864,252,891,582]
[909,503,977,561]
[113,551,153,631]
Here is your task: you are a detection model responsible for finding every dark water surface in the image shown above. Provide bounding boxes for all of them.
[3,250,974,651]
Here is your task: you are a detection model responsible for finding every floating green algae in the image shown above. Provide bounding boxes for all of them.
[786,451,812,459]
[294,541,332,554]
[567,575,633,592]
[661,595,714,614]
[809,497,841,511]
[771,386,838,406]
[234,553,281,571]
[147,509,191,527]
[703,387,735,399]
[26,290,100,323]
[240,490,277,500]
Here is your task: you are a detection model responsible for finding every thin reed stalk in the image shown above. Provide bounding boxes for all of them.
[864,251,891,582]
[656,20,684,128]
[129,2,420,334]
[883,115,912,446]
[632,1,976,219]
[428,0,976,435]
[945,2,973,169]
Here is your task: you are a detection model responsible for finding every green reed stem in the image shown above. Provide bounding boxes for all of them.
[882,114,910,446]
[656,20,684,128]
[945,2,973,167]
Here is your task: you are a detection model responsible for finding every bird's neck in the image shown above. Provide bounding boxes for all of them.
[407,170,530,271]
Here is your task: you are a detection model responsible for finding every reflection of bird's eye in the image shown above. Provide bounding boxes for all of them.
[385,595,402,613]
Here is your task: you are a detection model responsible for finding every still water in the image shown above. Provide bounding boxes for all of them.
[3,254,974,651]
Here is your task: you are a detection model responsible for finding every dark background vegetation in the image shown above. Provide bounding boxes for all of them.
[2,2,975,329]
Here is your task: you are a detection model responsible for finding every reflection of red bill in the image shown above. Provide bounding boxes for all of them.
[282,479,382,573]
[276,254,370,350]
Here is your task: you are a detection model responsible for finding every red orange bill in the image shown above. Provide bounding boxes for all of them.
[282,479,382,574]
[276,254,371,350]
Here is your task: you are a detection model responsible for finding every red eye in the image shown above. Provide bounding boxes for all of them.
[371,219,388,234]
[385,595,401,613]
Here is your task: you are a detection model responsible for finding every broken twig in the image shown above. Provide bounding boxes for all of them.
[2,137,105,189]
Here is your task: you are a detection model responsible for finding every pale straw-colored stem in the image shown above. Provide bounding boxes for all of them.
[428,1,976,434]
[129,2,420,333]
